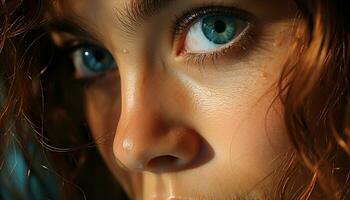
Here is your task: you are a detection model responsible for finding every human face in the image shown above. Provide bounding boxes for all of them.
[51,0,297,199]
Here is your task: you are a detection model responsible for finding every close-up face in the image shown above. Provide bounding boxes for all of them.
[50,0,298,199]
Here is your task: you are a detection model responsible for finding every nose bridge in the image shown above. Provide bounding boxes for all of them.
[114,66,164,165]
[120,67,155,116]
[117,65,162,141]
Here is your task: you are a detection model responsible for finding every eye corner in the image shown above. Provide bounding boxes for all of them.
[173,35,187,58]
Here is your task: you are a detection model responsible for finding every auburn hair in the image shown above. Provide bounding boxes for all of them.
[0,0,349,199]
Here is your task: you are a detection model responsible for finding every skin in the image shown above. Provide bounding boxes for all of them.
[51,0,298,199]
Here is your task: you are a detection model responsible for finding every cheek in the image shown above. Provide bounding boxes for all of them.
[195,80,289,158]
[84,74,122,167]
[180,68,291,189]
[213,95,289,175]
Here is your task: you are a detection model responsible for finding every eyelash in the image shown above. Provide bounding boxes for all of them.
[172,6,254,67]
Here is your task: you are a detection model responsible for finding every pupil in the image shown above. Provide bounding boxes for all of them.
[94,50,105,62]
[214,20,226,33]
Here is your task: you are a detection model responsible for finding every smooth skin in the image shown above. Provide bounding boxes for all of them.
[51,0,297,199]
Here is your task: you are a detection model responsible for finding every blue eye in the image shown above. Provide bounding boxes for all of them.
[183,13,248,53]
[82,46,115,72]
[202,15,237,45]
[71,45,117,79]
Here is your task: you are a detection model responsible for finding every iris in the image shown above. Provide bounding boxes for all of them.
[201,15,237,45]
[81,46,115,72]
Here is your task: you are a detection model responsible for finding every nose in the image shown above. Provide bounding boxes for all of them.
[113,69,202,173]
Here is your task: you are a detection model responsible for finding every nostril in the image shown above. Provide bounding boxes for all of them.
[146,155,180,172]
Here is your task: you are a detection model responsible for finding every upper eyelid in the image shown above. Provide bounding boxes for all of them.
[49,19,103,48]
[61,41,104,55]
[50,33,109,58]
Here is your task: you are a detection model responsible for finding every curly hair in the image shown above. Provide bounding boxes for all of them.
[0,0,349,199]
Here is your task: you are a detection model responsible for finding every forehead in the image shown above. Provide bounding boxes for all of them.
[53,0,294,24]
[54,0,171,17]
[52,0,175,32]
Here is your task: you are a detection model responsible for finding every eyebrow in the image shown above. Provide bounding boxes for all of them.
[114,0,175,35]
[47,19,101,45]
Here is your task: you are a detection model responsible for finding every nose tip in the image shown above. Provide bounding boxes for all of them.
[114,126,201,173]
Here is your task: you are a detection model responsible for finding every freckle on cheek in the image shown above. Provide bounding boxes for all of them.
[273,31,286,47]
[260,64,271,78]
[122,49,129,54]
